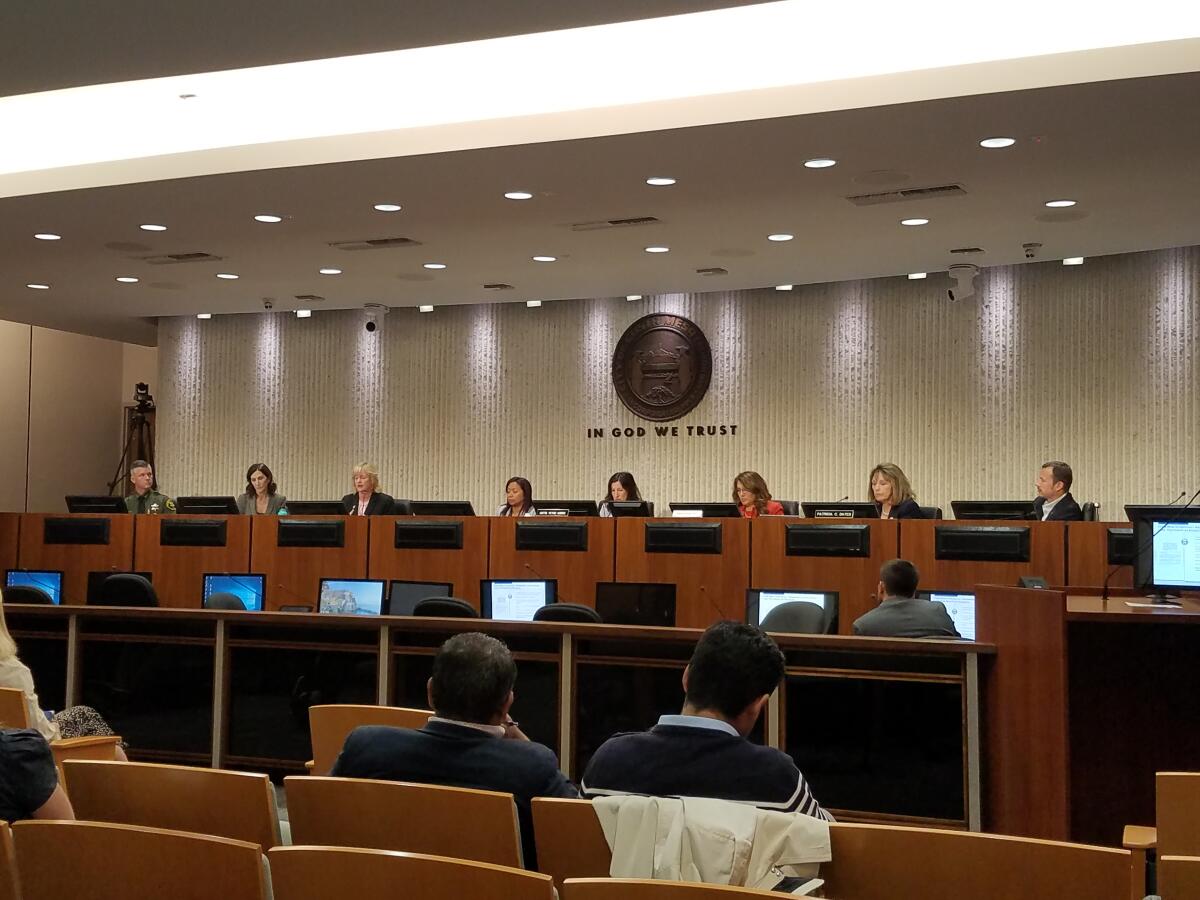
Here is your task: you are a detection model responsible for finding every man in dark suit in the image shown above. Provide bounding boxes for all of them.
[330,632,577,868]
[1033,460,1083,521]
[852,559,960,638]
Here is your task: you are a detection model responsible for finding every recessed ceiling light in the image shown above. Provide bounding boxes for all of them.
[532,255,557,262]
[216,272,239,279]
[318,267,342,275]
[775,284,793,291]
[908,272,927,280]
[526,300,542,308]
[803,158,837,168]
[1045,199,1077,208]
[196,313,212,319]
[767,233,794,242]
[626,294,643,301]
[34,233,61,241]
[139,224,167,232]
[1063,256,1085,266]
[253,214,283,223]
[979,137,1016,149]
[644,246,670,253]
[115,276,139,283]
[423,262,446,270]
[418,305,434,313]
[26,283,50,290]
[373,203,402,212]
[295,309,312,318]
[900,218,930,226]
[646,177,676,186]
[504,191,534,200]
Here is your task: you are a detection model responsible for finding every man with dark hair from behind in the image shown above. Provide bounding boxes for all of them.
[580,621,831,820]
[852,559,960,638]
[331,632,578,868]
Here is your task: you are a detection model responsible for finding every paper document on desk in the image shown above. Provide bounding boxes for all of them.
[1124,600,1183,608]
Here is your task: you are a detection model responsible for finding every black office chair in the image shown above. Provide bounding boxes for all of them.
[1082,502,1098,522]
[761,601,830,635]
[413,597,478,618]
[533,603,602,624]
[777,500,800,516]
[203,591,246,611]
[920,506,944,519]
[391,499,414,516]
[91,573,158,607]
[2,585,54,605]
[646,501,655,517]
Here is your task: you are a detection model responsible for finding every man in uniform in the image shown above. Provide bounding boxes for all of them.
[123,460,175,513]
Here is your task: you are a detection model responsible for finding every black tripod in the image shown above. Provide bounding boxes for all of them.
[107,404,156,496]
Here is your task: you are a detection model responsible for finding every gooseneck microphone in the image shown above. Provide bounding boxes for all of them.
[523,562,571,604]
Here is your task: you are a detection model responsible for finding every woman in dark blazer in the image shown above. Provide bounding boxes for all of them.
[342,462,395,516]
[869,463,925,519]
[237,463,288,515]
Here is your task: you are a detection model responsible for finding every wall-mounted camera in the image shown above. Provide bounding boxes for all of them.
[262,298,275,310]
[947,264,979,302]
[1022,242,1043,260]
[364,303,389,332]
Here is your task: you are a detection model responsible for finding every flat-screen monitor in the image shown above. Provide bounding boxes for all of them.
[534,501,599,517]
[202,573,265,611]
[1130,511,1200,594]
[607,500,653,518]
[65,495,128,513]
[4,570,63,604]
[668,502,741,518]
[595,582,676,627]
[285,501,347,515]
[480,579,557,621]
[388,580,454,616]
[746,589,834,626]
[950,500,1037,520]
[800,502,879,519]
[919,591,977,640]
[409,501,475,516]
[318,578,386,616]
[176,496,239,514]
[86,571,153,604]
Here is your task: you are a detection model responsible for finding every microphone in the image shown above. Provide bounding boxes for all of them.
[1102,487,1200,602]
[522,562,571,605]
[837,496,849,503]
[1168,490,1187,505]
[698,584,730,623]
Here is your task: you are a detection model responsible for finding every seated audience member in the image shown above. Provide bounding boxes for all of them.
[581,621,831,820]
[852,560,960,639]
[599,471,643,517]
[0,728,75,821]
[1033,460,1083,521]
[342,462,395,516]
[733,471,784,518]
[237,462,287,515]
[496,476,536,517]
[123,459,175,514]
[868,463,924,519]
[331,632,577,867]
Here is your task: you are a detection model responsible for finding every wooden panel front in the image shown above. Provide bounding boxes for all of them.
[1066,521,1133,589]
[366,516,489,607]
[614,517,750,629]
[17,513,134,605]
[0,513,19,573]
[250,516,368,611]
[133,514,253,608]
[977,585,1070,840]
[751,518,898,634]
[488,517,615,608]
[900,520,1066,590]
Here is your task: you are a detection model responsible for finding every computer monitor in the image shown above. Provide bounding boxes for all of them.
[668,502,741,518]
[318,578,386,616]
[534,500,599,517]
[607,500,653,518]
[285,501,347,515]
[65,495,127,513]
[480,579,557,621]
[595,582,677,627]
[800,502,880,519]
[175,496,239,514]
[409,501,476,516]
[950,500,1037,520]
[920,591,977,640]
[388,580,454,616]
[86,571,153,604]
[745,589,834,626]
[1130,508,1200,596]
[202,573,265,611]
[4,570,63,604]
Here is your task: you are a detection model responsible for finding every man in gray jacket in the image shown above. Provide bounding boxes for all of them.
[852,559,960,638]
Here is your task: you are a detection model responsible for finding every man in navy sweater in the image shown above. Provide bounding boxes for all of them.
[581,621,831,820]
[331,632,578,868]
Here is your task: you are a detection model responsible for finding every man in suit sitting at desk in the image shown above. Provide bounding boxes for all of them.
[852,560,960,639]
[331,632,577,868]
[1032,460,1084,521]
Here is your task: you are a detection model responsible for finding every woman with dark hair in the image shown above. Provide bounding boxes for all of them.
[599,472,642,517]
[496,477,535,516]
[732,471,784,518]
[237,462,288,515]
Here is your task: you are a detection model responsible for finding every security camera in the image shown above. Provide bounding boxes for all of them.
[1022,242,1043,260]
[364,303,388,332]
[262,298,274,310]
[946,264,979,302]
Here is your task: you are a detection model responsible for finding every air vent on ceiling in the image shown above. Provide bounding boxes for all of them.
[329,237,421,251]
[483,283,514,291]
[845,183,967,206]
[950,247,985,254]
[294,294,325,302]
[696,267,728,276]
[142,251,223,265]
[569,216,660,232]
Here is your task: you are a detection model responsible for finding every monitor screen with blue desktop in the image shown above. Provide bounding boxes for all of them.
[480,580,557,621]
[745,589,830,625]
[318,578,386,616]
[4,570,63,604]
[202,573,265,611]
[923,591,976,640]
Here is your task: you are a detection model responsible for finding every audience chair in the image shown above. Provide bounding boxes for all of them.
[1123,771,1200,900]
[268,846,554,900]
[565,880,785,900]
[0,585,53,605]
[203,591,246,610]
[919,506,944,519]
[534,603,602,624]
[285,776,523,868]
[532,798,611,889]
[760,600,828,635]
[307,703,432,774]
[0,687,123,769]
[62,759,281,849]
[11,820,267,900]
[776,500,800,516]
[413,597,478,618]
[0,823,15,900]
[91,573,158,607]
[1160,855,1200,899]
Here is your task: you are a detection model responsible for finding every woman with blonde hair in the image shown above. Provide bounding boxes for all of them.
[868,463,924,519]
[732,471,784,518]
[341,462,395,516]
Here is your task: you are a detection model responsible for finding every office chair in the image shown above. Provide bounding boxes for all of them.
[533,603,602,624]
[920,506,944,519]
[203,592,247,611]
[413,597,478,618]
[91,573,158,607]
[1082,502,1098,521]
[761,601,828,635]
[776,500,800,516]
[391,499,414,515]
[2,585,54,604]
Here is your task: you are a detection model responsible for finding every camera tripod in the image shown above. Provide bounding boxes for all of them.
[107,405,156,496]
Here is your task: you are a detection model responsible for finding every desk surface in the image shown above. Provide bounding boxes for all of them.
[1067,593,1200,623]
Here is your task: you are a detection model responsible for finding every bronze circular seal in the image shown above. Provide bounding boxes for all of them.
[612,314,712,422]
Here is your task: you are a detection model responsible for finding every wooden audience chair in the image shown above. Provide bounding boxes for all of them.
[564,880,782,900]
[11,820,267,900]
[1159,855,1200,899]
[306,703,432,774]
[285,775,523,867]
[0,823,16,900]
[532,797,611,888]
[62,759,281,849]
[269,845,554,900]
[0,687,123,770]
[1123,771,1200,900]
